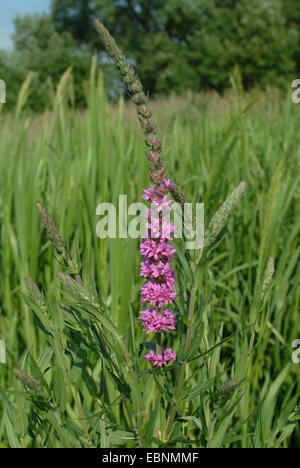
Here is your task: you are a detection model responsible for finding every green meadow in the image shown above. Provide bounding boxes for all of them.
[0,64,299,447]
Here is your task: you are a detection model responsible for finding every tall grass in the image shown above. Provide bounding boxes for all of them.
[0,63,299,447]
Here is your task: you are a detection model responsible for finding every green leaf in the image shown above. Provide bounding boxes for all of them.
[108,430,136,446]
[145,397,161,447]
[181,377,216,402]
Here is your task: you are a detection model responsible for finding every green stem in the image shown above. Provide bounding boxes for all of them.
[156,331,162,355]
[164,251,203,441]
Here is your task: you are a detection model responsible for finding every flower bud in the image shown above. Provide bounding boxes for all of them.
[150,122,159,134]
[147,151,160,166]
[129,81,142,94]
[138,105,152,119]
[145,134,162,151]
[150,168,166,184]
[139,117,151,131]
[132,92,147,105]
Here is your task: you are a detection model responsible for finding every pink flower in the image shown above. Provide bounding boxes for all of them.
[147,218,174,240]
[144,348,176,366]
[139,308,176,333]
[140,239,176,260]
[142,187,156,201]
[141,280,177,307]
[152,195,173,212]
[163,179,176,190]
[140,261,176,289]
[162,269,176,288]
[140,260,174,279]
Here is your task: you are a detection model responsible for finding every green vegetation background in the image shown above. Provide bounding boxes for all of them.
[1,0,300,110]
[0,0,300,448]
[0,66,299,446]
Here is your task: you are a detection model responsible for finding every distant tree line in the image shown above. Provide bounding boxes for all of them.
[1,0,299,110]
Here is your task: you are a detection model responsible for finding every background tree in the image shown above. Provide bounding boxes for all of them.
[51,0,96,45]
[53,0,297,94]
[0,0,298,110]
[11,14,91,109]
[282,0,300,73]
[185,0,296,92]
[0,50,27,110]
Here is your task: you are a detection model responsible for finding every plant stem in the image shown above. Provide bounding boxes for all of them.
[71,387,92,445]
[164,251,203,441]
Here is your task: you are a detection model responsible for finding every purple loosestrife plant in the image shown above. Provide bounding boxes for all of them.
[140,179,177,366]
[93,19,186,369]
[93,19,250,445]
[11,19,288,450]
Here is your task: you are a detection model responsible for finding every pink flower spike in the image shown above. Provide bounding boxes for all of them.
[139,180,177,367]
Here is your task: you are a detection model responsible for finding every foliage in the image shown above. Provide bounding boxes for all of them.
[54,0,297,93]
[52,0,97,45]
[0,63,299,446]
[11,14,78,110]
[0,13,121,110]
[0,50,28,110]
[0,1,299,110]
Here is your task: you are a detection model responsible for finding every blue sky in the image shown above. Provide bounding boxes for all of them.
[0,0,50,50]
